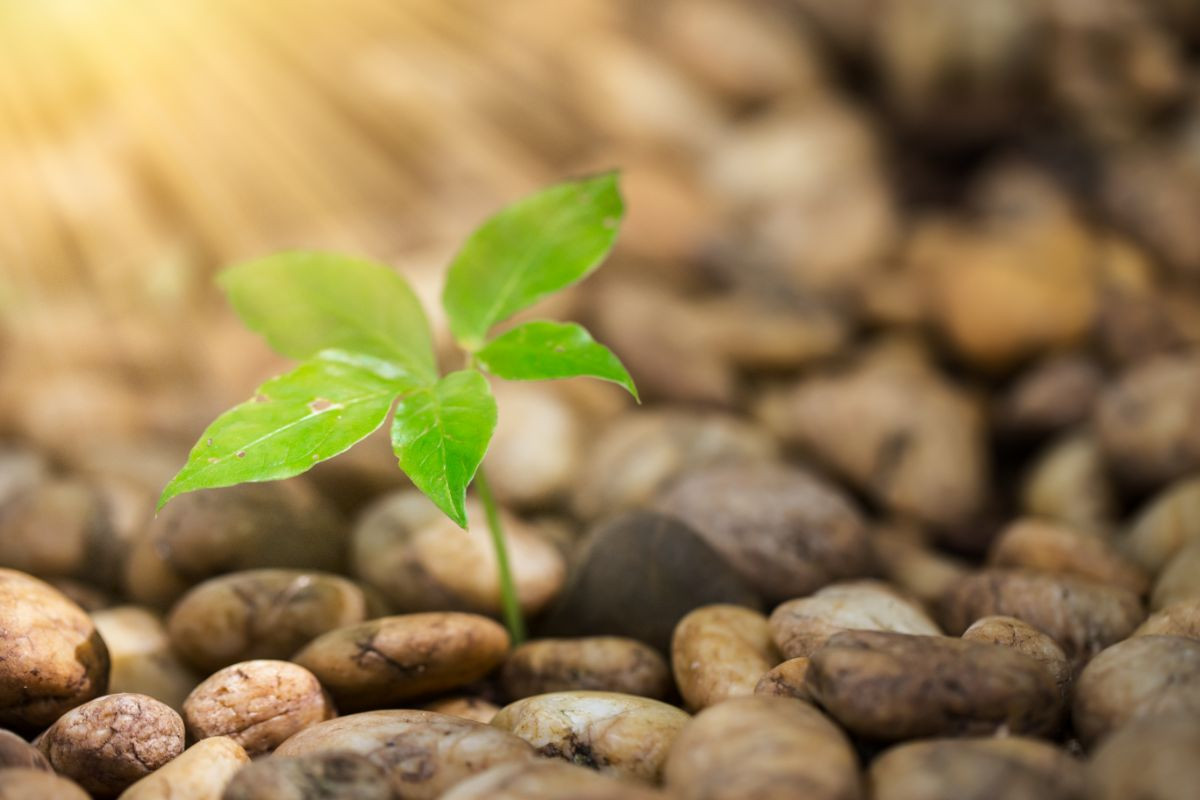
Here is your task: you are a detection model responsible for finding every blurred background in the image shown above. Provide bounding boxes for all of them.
[3,0,1200,538]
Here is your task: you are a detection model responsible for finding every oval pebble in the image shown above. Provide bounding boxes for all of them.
[117,736,248,800]
[502,637,670,700]
[442,760,670,800]
[672,605,779,710]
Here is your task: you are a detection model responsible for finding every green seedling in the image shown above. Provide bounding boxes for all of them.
[158,173,637,643]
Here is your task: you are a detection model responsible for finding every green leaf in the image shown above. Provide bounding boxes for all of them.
[220,251,437,385]
[442,172,624,349]
[475,320,638,400]
[390,370,497,527]
[158,358,401,509]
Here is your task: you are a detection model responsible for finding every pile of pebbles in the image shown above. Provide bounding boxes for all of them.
[5,0,1200,798]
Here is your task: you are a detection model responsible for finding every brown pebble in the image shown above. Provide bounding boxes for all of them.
[502,636,670,700]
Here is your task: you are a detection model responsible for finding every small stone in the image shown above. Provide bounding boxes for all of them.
[655,462,874,601]
[672,605,778,711]
[664,696,861,800]
[484,382,583,508]
[491,691,689,783]
[222,752,391,800]
[126,481,346,608]
[166,569,370,675]
[769,580,942,659]
[0,568,110,731]
[537,512,761,653]
[869,737,1087,800]
[1134,600,1200,640]
[293,612,509,711]
[806,631,1062,740]
[351,490,565,617]
[183,660,333,755]
[0,730,50,771]
[274,710,534,800]
[754,657,812,702]
[987,518,1148,596]
[1151,540,1200,610]
[996,354,1104,436]
[1095,352,1200,489]
[117,736,248,800]
[962,616,1071,698]
[502,637,670,701]
[1073,635,1200,748]
[871,524,971,607]
[0,768,90,800]
[35,693,184,798]
[443,759,670,800]
[93,606,199,713]
[1086,713,1200,800]
[940,569,1143,666]
[1022,432,1116,534]
[1124,475,1200,574]
[423,696,501,724]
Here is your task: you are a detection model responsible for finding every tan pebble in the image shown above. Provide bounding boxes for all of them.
[1150,539,1200,611]
[166,569,369,675]
[35,692,184,798]
[1073,635,1200,748]
[1125,475,1200,573]
[806,631,1062,740]
[869,736,1086,800]
[665,696,860,800]
[117,736,248,800]
[754,657,811,702]
[672,605,778,710]
[183,660,333,755]
[491,691,690,783]
[963,616,1071,697]
[988,518,1148,595]
[222,752,390,800]
[443,759,670,800]
[275,710,534,800]
[0,730,50,771]
[0,768,90,800]
[93,606,199,713]
[351,490,565,617]
[872,524,971,607]
[503,637,670,700]
[1086,713,1200,799]
[0,568,110,731]
[1134,600,1200,640]
[293,612,509,711]
[1021,432,1115,534]
[485,382,583,508]
[423,696,501,724]
[770,580,941,659]
[940,569,1143,666]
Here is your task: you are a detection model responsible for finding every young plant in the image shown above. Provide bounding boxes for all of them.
[158,173,637,643]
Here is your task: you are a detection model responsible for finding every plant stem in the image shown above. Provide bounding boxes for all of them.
[474,467,526,644]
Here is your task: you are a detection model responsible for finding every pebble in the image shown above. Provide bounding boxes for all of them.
[962,615,1071,697]
[572,411,776,521]
[769,580,942,659]
[126,481,346,608]
[987,518,1148,596]
[0,568,110,731]
[754,657,811,702]
[806,631,1062,740]
[0,768,90,800]
[537,511,761,652]
[351,489,565,616]
[93,606,199,712]
[1021,432,1115,534]
[0,730,50,771]
[502,637,671,700]
[424,696,501,724]
[274,709,535,800]
[996,353,1103,436]
[1085,713,1200,800]
[672,605,778,710]
[443,759,671,799]
[293,612,509,711]
[166,569,370,675]
[1151,540,1200,610]
[183,660,333,755]
[871,525,971,607]
[1073,635,1200,748]
[940,569,1143,666]
[491,691,690,783]
[654,462,874,600]
[35,693,184,798]
[869,737,1087,800]
[484,382,583,508]
[664,696,861,800]
[1133,600,1200,640]
[1095,351,1200,489]
[117,736,248,800]
[222,751,391,800]
[1124,475,1200,573]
